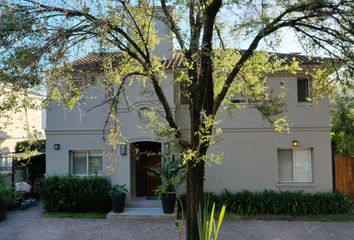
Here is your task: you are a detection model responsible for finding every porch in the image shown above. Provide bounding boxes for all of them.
[106,197,176,219]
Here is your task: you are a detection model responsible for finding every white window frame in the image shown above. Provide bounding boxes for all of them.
[277,148,312,183]
[70,150,103,177]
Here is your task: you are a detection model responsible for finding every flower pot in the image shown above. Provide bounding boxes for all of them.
[0,207,7,222]
[111,193,126,213]
[161,193,176,214]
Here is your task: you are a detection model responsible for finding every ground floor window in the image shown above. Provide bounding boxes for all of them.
[71,151,103,176]
[277,148,312,183]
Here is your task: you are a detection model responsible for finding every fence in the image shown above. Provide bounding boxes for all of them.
[335,155,354,199]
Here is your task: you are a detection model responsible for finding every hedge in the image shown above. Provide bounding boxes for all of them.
[0,175,13,209]
[178,189,352,216]
[40,176,111,212]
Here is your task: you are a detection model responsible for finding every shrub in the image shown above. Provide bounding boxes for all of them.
[40,176,111,212]
[0,175,13,209]
[15,139,46,153]
[179,189,352,216]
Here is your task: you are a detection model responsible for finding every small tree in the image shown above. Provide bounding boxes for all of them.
[0,1,353,239]
[331,90,354,155]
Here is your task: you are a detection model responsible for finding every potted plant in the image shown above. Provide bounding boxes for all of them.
[154,177,180,214]
[108,184,128,213]
[149,154,185,214]
[0,175,13,221]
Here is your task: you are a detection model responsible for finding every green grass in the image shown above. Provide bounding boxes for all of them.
[43,211,107,219]
[225,214,354,222]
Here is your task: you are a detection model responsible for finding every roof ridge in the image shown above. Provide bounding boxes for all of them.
[71,50,331,72]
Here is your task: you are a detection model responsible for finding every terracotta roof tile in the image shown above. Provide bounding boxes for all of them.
[71,50,330,72]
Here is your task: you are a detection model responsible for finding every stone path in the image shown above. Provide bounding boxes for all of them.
[0,205,354,240]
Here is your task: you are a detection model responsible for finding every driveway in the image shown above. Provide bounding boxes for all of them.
[0,205,354,240]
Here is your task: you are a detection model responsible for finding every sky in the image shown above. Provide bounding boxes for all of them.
[52,0,306,57]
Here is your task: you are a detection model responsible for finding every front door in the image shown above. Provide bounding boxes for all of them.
[132,142,161,196]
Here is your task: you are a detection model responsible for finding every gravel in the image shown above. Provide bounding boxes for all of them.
[1,204,353,240]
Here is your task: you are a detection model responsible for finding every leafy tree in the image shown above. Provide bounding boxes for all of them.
[15,139,46,153]
[0,1,353,239]
[331,91,354,155]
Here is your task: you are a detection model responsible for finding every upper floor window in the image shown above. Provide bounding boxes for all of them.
[297,78,311,103]
[277,148,312,183]
[71,151,103,176]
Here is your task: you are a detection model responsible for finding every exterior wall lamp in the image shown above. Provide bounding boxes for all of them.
[163,142,170,155]
[119,143,127,155]
[54,144,60,150]
[292,140,299,147]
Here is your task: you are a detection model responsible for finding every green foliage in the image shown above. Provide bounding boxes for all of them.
[40,176,111,213]
[15,139,46,153]
[331,91,354,155]
[179,190,352,216]
[197,200,226,240]
[0,175,13,209]
[108,184,128,197]
[149,154,185,195]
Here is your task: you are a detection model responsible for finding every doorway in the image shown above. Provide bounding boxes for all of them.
[131,141,161,197]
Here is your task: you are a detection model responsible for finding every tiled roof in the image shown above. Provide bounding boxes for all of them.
[72,52,122,72]
[71,50,330,72]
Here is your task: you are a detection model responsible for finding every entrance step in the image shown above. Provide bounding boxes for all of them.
[107,207,177,219]
[127,198,162,208]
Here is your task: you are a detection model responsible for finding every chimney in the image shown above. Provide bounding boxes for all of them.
[151,7,174,59]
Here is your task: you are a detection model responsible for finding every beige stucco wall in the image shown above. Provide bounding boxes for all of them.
[0,91,45,153]
[46,70,333,197]
[176,74,332,193]
[46,72,174,202]
[205,130,332,193]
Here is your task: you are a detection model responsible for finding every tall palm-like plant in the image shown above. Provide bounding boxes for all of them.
[148,154,185,194]
[197,200,226,240]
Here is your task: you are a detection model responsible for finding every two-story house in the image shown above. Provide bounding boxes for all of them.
[45,15,332,201]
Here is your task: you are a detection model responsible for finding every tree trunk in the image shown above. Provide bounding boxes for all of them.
[186,159,205,240]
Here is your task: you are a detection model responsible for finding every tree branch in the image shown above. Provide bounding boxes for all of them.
[213,0,350,115]
[159,0,186,51]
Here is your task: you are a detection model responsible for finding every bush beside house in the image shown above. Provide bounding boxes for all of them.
[179,190,352,216]
[0,175,13,221]
[40,176,111,212]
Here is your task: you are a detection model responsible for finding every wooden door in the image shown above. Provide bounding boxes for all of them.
[134,142,161,196]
